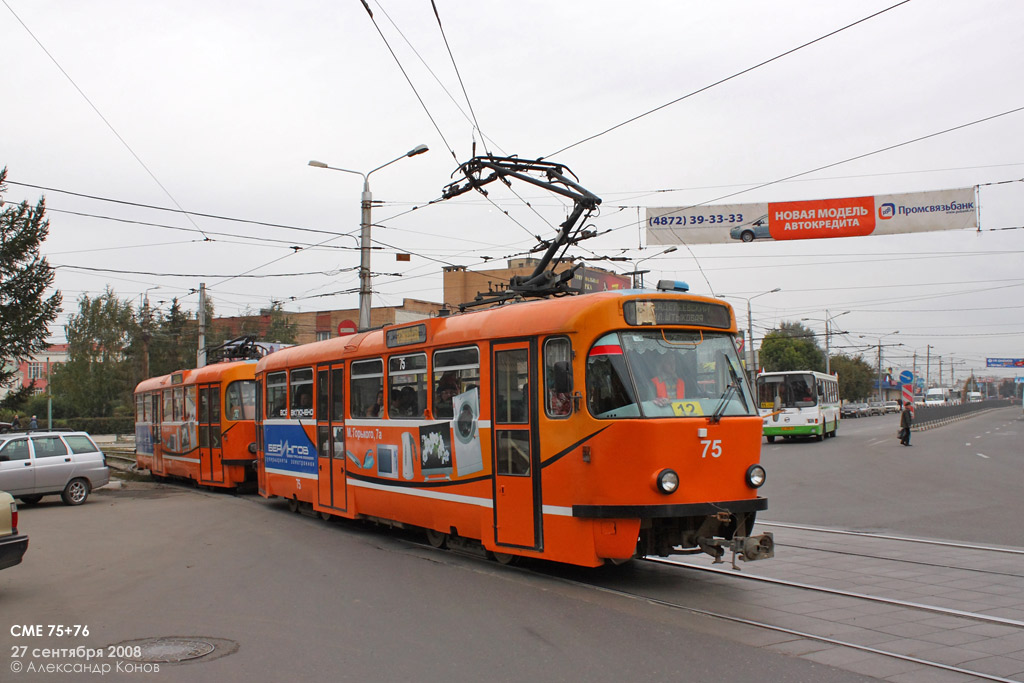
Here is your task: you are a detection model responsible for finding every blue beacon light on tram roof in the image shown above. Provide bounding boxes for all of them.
[656,280,690,293]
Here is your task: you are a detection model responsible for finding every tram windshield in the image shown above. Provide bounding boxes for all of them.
[756,374,817,410]
[225,380,257,421]
[586,330,754,419]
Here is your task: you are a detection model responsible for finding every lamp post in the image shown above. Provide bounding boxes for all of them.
[716,288,781,386]
[309,144,429,331]
[800,309,849,375]
[862,331,900,401]
[630,246,678,288]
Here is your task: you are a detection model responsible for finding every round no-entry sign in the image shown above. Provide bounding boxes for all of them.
[337,319,357,336]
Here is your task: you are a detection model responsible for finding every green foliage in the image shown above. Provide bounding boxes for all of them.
[51,287,139,418]
[0,168,62,397]
[758,321,825,373]
[829,354,874,401]
[148,298,197,375]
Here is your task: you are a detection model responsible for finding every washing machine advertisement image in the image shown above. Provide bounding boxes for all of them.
[452,388,483,476]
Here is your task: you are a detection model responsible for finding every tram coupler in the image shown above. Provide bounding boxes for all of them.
[698,533,774,569]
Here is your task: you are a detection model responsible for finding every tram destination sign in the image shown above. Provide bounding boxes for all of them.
[624,300,732,329]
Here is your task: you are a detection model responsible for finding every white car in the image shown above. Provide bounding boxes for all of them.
[0,491,28,570]
[0,431,110,506]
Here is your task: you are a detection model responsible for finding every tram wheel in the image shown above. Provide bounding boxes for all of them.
[287,498,300,514]
[425,529,448,549]
[766,435,775,443]
[490,551,518,566]
[319,511,332,522]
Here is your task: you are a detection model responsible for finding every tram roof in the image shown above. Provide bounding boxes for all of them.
[255,290,735,372]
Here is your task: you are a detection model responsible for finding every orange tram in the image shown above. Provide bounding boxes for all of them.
[255,288,774,568]
[134,360,258,489]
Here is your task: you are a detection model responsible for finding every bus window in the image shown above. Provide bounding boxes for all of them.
[226,380,256,420]
[290,368,314,419]
[433,346,480,419]
[266,372,288,418]
[351,359,384,418]
[544,337,573,418]
[388,353,426,419]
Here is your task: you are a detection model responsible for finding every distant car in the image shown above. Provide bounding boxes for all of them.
[867,401,885,416]
[0,431,110,506]
[0,422,11,434]
[0,491,28,571]
[729,214,772,243]
[884,401,900,414]
[841,402,866,418]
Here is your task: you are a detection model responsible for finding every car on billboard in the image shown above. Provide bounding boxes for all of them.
[729,215,772,243]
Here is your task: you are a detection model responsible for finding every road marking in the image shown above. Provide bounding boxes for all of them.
[868,438,888,447]
[966,442,971,446]
[977,453,990,459]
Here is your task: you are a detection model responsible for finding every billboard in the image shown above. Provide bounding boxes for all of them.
[646,187,977,246]
[986,358,1024,368]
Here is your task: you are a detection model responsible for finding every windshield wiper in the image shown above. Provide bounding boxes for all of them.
[711,356,747,423]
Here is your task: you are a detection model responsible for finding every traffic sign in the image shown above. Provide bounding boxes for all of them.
[337,319,357,336]
[899,370,914,384]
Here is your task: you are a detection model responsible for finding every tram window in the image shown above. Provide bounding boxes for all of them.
[494,349,528,424]
[135,395,143,422]
[351,359,384,418]
[266,372,288,419]
[388,353,427,419]
[210,386,221,423]
[433,346,480,420]
[173,387,185,422]
[163,389,173,423]
[225,380,255,420]
[495,431,530,475]
[316,370,329,421]
[199,387,209,423]
[331,368,344,422]
[544,337,573,418]
[290,368,314,419]
[586,333,639,418]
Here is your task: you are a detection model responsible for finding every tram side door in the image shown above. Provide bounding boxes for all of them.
[316,364,347,512]
[199,384,224,484]
[491,341,540,550]
[152,393,164,476]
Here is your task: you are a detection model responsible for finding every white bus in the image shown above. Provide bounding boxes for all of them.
[756,370,841,443]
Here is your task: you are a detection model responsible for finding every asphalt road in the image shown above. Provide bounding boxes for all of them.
[759,406,1024,546]
[1,484,874,682]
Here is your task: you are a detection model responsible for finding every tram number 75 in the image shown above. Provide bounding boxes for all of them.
[700,439,722,459]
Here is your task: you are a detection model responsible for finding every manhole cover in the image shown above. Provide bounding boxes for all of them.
[114,637,216,663]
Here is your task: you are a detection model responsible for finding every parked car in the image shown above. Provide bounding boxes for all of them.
[0,490,29,570]
[884,400,900,414]
[0,422,12,434]
[841,402,867,418]
[867,401,885,416]
[0,431,110,506]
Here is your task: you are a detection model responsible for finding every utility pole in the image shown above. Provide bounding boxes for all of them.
[925,345,932,388]
[197,282,207,369]
[46,357,52,430]
[939,357,943,386]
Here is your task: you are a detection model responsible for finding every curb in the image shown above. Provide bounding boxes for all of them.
[912,407,1002,432]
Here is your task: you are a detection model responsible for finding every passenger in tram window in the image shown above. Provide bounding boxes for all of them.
[397,386,421,417]
[435,372,459,419]
[548,361,572,416]
[651,353,685,404]
[367,390,384,418]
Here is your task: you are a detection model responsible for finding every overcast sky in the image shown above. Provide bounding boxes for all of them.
[3,0,1022,383]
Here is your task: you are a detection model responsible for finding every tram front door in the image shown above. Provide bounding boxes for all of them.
[316,364,347,512]
[199,384,224,484]
[491,342,540,550]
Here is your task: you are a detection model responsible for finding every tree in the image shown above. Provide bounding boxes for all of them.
[262,301,297,345]
[0,167,62,409]
[758,321,825,373]
[149,298,196,375]
[51,288,139,417]
[829,354,874,401]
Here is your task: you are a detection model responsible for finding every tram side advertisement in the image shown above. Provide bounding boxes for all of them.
[263,422,317,477]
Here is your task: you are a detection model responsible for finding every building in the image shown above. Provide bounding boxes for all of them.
[442,259,630,309]
[0,343,69,399]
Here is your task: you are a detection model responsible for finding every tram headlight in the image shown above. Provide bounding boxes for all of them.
[655,469,679,495]
[745,464,767,488]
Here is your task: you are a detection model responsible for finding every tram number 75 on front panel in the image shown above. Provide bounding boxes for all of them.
[700,439,723,459]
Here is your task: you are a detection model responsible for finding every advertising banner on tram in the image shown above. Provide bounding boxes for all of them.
[646,187,977,246]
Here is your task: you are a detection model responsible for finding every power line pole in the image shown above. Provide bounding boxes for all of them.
[197,282,207,369]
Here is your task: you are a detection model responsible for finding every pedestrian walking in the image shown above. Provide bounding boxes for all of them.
[29,415,38,429]
[899,401,914,446]
[11,414,20,430]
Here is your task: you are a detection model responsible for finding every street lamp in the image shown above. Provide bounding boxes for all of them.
[630,246,678,288]
[861,331,900,401]
[309,143,429,331]
[800,309,849,375]
[715,288,781,386]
